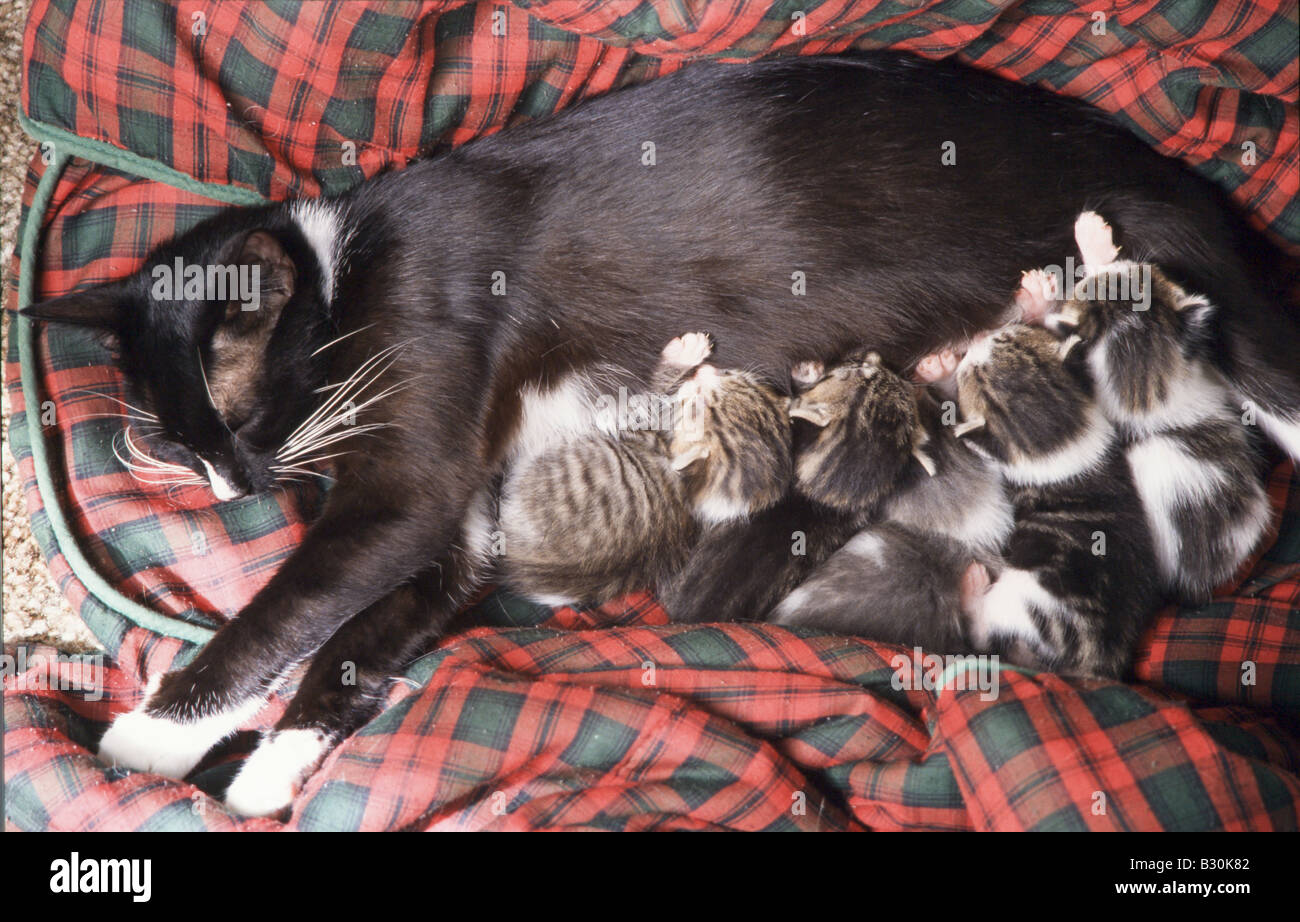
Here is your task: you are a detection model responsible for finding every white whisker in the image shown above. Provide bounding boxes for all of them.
[311,323,376,357]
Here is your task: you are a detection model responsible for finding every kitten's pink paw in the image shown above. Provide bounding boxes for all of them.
[1074,211,1119,266]
[1016,268,1058,324]
[959,561,991,616]
[915,348,959,383]
[662,332,712,368]
[791,360,824,389]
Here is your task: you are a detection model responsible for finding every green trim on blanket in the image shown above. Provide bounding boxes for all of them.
[14,111,277,645]
[18,110,267,207]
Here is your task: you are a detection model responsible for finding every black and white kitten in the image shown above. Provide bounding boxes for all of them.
[17,54,1297,815]
[1027,211,1272,601]
[954,324,1162,677]
[497,333,791,607]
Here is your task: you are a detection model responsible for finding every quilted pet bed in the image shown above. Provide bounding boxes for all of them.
[4,0,1299,831]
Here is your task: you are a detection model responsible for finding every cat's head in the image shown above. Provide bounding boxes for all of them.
[19,206,335,498]
[786,350,929,515]
[668,364,793,523]
[955,324,1111,482]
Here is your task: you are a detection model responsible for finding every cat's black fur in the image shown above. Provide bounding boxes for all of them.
[18,53,1298,813]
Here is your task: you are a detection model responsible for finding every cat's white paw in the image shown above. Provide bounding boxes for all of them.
[98,676,265,780]
[224,729,329,818]
[1074,211,1119,266]
[662,332,712,368]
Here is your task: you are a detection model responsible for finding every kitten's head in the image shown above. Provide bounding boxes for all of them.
[19,207,335,498]
[786,351,929,515]
[1044,262,1213,348]
[1043,263,1216,420]
[668,364,793,524]
[955,324,1110,481]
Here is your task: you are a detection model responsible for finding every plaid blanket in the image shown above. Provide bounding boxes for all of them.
[4,0,1299,831]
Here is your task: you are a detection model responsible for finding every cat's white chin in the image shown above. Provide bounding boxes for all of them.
[224,729,329,818]
[98,676,264,780]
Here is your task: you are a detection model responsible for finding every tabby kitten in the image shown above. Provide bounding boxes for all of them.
[955,324,1161,677]
[497,333,792,607]
[770,354,1012,648]
[1030,211,1273,601]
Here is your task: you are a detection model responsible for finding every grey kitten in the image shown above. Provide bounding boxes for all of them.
[1032,211,1272,602]
[954,323,1162,678]
[498,333,792,607]
[771,352,1011,650]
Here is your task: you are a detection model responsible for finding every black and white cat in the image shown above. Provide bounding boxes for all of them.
[18,53,1299,815]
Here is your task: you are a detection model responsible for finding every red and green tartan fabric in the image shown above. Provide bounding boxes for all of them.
[4,0,1300,830]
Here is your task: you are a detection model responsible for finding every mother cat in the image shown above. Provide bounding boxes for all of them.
[20,53,1298,816]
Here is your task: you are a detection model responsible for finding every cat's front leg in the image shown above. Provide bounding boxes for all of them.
[98,482,476,780]
[222,570,453,817]
[223,497,493,817]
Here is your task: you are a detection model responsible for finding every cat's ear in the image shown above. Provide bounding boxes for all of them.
[225,230,296,326]
[671,442,710,471]
[788,400,832,427]
[18,284,124,330]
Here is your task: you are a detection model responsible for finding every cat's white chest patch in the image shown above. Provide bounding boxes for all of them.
[511,373,616,462]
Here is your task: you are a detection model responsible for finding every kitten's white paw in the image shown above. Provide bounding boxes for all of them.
[1074,211,1119,266]
[1016,268,1059,324]
[915,348,959,383]
[98,676,265,780]
[224,729,329,818]
[662,332,712,368]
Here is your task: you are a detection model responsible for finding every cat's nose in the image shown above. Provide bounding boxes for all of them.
[199,457,245,501]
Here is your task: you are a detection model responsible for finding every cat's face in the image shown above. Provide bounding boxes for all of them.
[20,213,331,498]
[786,351,923,514]
[668,364,793,523]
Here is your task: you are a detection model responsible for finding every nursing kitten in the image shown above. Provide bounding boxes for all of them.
[19,54,1297,816]
[498,333,792,607]
[770,354,1012,649]
[955,324,1161,677]
[1030,211,1272,601]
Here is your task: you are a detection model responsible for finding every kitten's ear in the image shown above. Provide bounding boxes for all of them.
[671,442,710,471]
[226,230,296,324]
[953,416,985,438]
[1057,334,1084,360]
[788,400,832,427]
[1173,292,1216,349]
[18,284,124,330]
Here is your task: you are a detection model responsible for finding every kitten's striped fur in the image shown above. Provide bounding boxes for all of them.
[772,355,1011,651]
[498,333,792,607]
